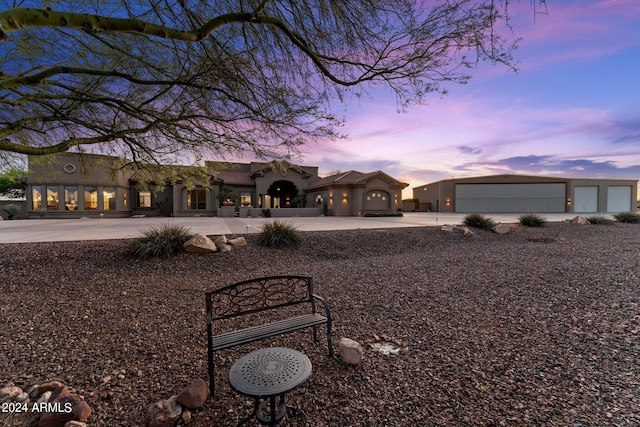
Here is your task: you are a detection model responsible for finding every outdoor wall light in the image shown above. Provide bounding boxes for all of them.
[445,197,451,207]
[567,198,572,205]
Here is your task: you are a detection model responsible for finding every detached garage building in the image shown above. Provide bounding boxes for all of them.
[413,174,637,213]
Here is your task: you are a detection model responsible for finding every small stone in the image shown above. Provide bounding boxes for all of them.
[102,376,112,383]
[492,223,511,235]
[217,243,232,253]
[339,337,364,365]
[176,379,209,409]
[64,422,87,427]
[184,234,217,253]
[441,224,454,233]
[0,386,22,401]
[228,236,247,247]
[37,391,52,404]
[181,410,192,424]
[143,395,183,427]
[15,392,29,402]
[37,381,65,394]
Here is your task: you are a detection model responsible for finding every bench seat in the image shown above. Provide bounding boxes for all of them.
[209,313,328,351]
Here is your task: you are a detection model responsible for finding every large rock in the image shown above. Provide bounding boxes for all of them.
[38,386,91,427]
[228,236,247,247]
[183,234,217,253]
[441,224,455,233]
[0,385,22,402]
[37,381,65,394]
[339,338,364,365]
[143,395,183,427]
[570,215,590,225]
[176,379,209,409]
[492,223,511,235]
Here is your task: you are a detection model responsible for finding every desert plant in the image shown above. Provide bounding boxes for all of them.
[1,203,21,219]
[463,213,495,231]
[128,224,195,259]
[613,212,640,224]
[585,215,614,225]
[258,220,301,248]
[519,213,546,227]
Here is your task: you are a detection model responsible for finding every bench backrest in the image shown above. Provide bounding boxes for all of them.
[206,275,317,322]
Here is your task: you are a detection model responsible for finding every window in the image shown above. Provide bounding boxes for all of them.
[187,188,207,210]
[65,186,78,210]
[32,186,42,210]
[240,192,252,206]
[103,187,116,210]
[138,191,152,208]
[84,186,98,210]
[47,186,59,210]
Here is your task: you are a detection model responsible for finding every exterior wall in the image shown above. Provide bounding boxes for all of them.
[415,175,638,214]
[26,153,132,218]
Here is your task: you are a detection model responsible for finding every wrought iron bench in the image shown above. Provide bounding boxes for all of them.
[206,275,333,395]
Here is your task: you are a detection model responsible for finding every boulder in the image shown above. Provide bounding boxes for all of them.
[461,226,474,237]
[570,215,590,225]
[216,243,232,253]
[176,379,209,409]
[38,386,91,427]
[339,338,364,365]
[0,385,22,401]
[492,223,511,235]
[183,234,217,253]
[143,395,183,427]
[37,381,65,394]
[440,225,455,233]
[228,236,247,247]
[213,235,228,245]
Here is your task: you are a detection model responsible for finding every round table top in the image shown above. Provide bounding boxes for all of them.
[229,347,312,397]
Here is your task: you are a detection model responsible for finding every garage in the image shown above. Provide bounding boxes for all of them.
[456,183,566,213]
[607,186,633,212]
[573,186,598,213]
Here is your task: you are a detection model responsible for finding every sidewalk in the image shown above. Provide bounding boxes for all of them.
[0,212,582,243]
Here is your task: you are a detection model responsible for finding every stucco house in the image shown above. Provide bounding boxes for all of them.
[413,174,638,213]
[23,153,408,218]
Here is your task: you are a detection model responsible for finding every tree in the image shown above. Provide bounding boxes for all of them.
[0,167,27,198]
[0,1,546,171]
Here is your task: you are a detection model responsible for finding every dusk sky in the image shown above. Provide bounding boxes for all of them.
[296,0,640,198]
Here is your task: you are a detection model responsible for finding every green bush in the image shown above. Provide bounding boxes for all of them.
[1,203,21,219]
[129,224,195,259]
[258,220,301,248]
[519,213,546,227]
[463,213,496,231]
[613,212,640,224]
[585,215,613,225]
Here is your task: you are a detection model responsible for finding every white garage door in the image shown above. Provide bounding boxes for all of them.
[607,186,632,212]
[455,183,566,213]
[574,187,598,213]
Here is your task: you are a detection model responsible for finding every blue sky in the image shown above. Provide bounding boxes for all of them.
[297,0,640,198]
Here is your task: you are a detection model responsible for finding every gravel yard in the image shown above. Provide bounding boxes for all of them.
[1,222,639,426]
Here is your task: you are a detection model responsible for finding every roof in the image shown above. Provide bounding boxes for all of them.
[215,170,254,186]
[305,170,408,191]
[414,174,639,189]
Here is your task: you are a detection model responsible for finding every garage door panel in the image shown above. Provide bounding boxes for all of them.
[607,186,632,212]
[574,187,598,213]
[455,183,566,213]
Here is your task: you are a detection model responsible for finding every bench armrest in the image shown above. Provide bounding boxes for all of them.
[312,294,332,323]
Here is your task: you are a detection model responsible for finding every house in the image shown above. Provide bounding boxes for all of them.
[23,153,408,218]
[413,174,638,213]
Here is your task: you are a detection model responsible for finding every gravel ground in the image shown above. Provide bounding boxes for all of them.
[1,222,639,426]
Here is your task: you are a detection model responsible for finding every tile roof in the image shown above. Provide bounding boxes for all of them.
[215,170,254,185]
[305,170,407,190]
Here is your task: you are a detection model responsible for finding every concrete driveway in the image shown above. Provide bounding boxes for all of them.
[0,212,584,243]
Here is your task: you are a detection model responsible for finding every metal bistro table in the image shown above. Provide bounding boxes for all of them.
[229,347,312,426]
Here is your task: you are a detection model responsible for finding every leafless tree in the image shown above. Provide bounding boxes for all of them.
[0,0,546,169]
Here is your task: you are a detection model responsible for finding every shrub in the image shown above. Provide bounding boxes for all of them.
[129,224,195,259]
[585,215,614,225]
[463,213,495,231]
[519,213,546,227]
[258,220,301,248]
[1,203,21,219]
[613,212,640,224]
